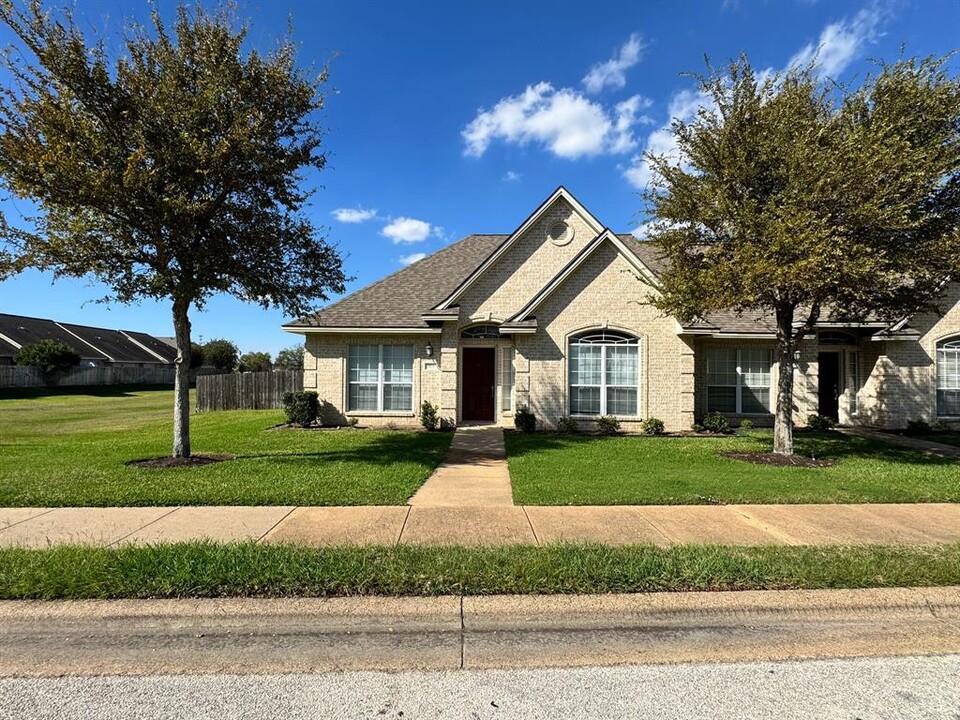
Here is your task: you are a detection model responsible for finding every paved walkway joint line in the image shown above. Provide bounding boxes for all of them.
[408,425,514,507]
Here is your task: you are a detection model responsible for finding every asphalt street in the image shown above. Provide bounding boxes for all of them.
[1,655,958,720]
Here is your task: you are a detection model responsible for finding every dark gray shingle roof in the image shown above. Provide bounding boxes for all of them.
[287,234,507,328]
[58,323,168,364]
[0,314,108,360]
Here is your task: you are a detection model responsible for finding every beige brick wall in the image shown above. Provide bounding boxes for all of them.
[303,333,441,428]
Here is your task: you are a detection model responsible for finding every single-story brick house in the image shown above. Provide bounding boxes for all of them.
[284,187,960,431]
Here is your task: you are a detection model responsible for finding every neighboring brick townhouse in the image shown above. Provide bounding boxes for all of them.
[283,186,960,432]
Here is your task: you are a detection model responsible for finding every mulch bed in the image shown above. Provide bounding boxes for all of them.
[125,454,234,469]
[721,451,836,468]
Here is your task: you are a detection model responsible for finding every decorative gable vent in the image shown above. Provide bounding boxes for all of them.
[548,220,574,246]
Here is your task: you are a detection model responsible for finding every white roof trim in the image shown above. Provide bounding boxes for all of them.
[0,331,22,350]
[283,326,442,335]
[54,322,114,361]
[433,186,605,311]
[119,330,172,363]
[507,230,660,323]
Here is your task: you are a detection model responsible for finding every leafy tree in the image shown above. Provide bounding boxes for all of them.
[189,342,204,370]
[274,344,305,371]
[14,339,80,374]
[202,339,239,373]
[645,56,960,455]
[238,350,272,373]
[0,3,346,458]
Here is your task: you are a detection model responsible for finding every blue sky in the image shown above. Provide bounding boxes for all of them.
[0,0,957,355]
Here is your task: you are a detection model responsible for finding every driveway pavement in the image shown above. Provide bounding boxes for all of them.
[2,502,960,547]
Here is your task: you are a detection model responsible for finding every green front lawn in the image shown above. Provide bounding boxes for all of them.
[505,431,960,505]
[3,541,959,599]
[0,387,451,506]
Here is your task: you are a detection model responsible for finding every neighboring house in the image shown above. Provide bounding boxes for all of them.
[284,187,960,431]
[0,313,177,367]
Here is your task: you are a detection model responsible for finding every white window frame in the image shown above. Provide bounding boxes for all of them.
[706,348,773,415]
[347,344,414,413]
[937,337,960,419]
[848,349,860,416]
[501,347,515,412]
[568,331,640,417]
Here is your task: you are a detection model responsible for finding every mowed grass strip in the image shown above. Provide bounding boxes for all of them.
[505,431,960,505]
[1,542,959,599]
[0,387,451,506]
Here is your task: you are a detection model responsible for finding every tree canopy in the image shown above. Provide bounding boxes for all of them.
[14,338,80,374]
[0,2,346,457]
[238,350,272,373]
[275,344,305,371]
[644,55,960,454]
[202,339,239,373]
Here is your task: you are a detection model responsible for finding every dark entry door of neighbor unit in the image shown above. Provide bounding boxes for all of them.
[818,352,842,422]
[462,347,496,422]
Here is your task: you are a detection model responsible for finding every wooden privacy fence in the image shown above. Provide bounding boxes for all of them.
[0,364,176,388]
[196,370,303,412]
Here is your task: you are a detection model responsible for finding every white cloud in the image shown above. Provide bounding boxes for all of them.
[381,217,435,244]
[787,6,887,78]
[399,252,427,266]
[462,82,652,159]
[583,33,647,94]
[623,5,889,190]
[331,207,377,223]
[503,170,522,182]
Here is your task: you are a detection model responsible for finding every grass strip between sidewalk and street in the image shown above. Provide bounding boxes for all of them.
[1,542,959,599]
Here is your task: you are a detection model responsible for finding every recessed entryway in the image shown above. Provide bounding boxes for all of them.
[461,347,496,423]
[818,351,842,422]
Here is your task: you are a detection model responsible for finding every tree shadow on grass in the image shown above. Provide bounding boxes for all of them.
[233,432,451,468]
[0,384,172,401]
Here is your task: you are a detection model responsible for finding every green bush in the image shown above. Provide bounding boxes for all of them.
[738,418,754,431]
[556,416,579,434]
[14,339,80,374]
[281,390,318,427]
[202,339,240,372]
[595,415,621,436]
[806,414,835,431]
[419,400,439,431]
[514,406,536,433]
[904,419,932,436]
[641,417,666,435]
[702,412,731,434]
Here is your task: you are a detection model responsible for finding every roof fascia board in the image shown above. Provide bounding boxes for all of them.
[119,330,171,363]
[54,322,114,361]
[0,331,22,350]
[508,230,659,323]
[433,186,604,311]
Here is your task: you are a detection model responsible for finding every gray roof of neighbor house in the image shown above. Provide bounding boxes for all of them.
[122,331,179,363]
[0,313,173,363]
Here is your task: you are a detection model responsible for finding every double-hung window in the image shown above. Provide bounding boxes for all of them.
[938,338,960,418]
[348,345,413,412]
[706,348,772,414]
[568,331,640,416]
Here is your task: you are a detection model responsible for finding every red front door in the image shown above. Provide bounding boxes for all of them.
[462,347,496,422]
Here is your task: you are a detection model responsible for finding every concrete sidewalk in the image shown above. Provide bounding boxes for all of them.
[1,586,958,675]
[2,502,960,548]
[408,425,514,506]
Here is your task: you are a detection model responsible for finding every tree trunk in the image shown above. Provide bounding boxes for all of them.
[172,298,192,459]
[773,305,796,456]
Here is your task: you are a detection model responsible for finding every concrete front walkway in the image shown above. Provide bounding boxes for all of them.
[2,502,960,548]
[839,426,960,459]
[408,425,514,507]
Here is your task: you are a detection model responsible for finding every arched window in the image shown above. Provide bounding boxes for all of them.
[818,331,857,345]
[938,337,960,418]
[461,324,500,339]
[568,330,640,416]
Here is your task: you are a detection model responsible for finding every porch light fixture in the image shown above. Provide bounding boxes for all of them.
[425,342,433,358]
[793,350,802,362]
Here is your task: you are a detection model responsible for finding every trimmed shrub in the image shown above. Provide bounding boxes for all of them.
[595,415,621,436]
[702,412,731,434]
[904,419,932,436]
[641,417,666,435]
[738,418,755,432]
[14,339,80,374]
[419,400,439,431]
[514,406,536,433]
[806,414,835,431]
[556,416,579,434]
[281,390,319,427]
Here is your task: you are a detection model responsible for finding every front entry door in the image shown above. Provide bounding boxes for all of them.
[818,352,842,422]
[462,347,496,422]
